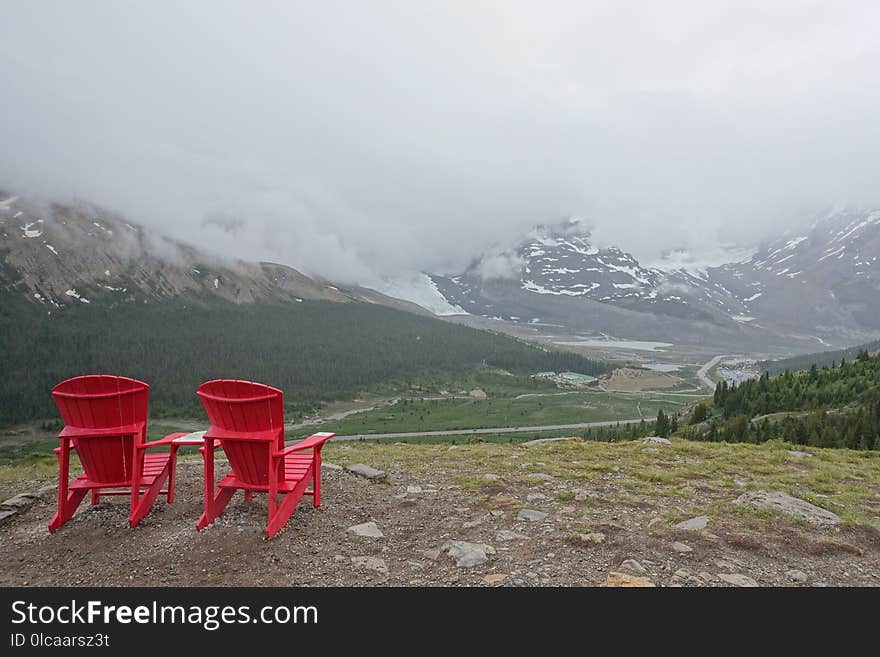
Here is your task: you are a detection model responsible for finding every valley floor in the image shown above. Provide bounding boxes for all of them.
[1,439,878,587]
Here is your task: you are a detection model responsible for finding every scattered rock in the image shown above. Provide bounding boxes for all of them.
[0,493,37,510]
[495,530,529,542]
[528,473,555,481]
[671,542,693,553]
[517,509,548,522]
[489,510,505,517]
[462,519,483,529]
[620,559,647,575]
[36,485,57,498]
[606,572,655,587]
[698,571,716,582]
[786,569,809,583]
[347,464,386,480]
[526,493,549,502]
[351,556,389,576]
[715,560,737,571]
[675,516,710,531]
[642,436,672,445]
[734,491,842,526]
[482,474,501,482]
[673,569,691,580]
[347,521,384,538]
[642,447,660,454]
[577,532,606,545]
[521,436,582,447]
[406,485,422,494]
[441,540,496,567]
[812,582,828,588]
[574,490,591,502]
[321,462,343,471]
[0,509,17,525]
[420,548,441,561]
[717,573,759,587]
[788,450,813,458]
[483,573,509,585]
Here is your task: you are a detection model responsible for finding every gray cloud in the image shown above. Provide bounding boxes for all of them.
[2,1,879,284]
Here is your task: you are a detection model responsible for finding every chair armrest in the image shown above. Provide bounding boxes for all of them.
[53,436,77,454]
[274,432,335,457]
[137,432,191,450]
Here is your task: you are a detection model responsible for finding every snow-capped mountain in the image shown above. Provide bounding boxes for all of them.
[427,210,880,350]
[0,192,424,314]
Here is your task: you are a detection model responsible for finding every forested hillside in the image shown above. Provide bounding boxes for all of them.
[0,294,609,425]
[759,339,880,374]
[686,351,880,449]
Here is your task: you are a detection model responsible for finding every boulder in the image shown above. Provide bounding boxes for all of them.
[441,540,495,567]
[606,572,655,587]
[675,516,710,531]
[734,491,842,526]
[347,464,386,480]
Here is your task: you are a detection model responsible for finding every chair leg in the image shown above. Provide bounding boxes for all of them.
[91,490,100,506]
[312,453,322,508]
[195,487,236,531]
[48,488,88,533]
[266,470,312,538]
[129,464,171,528]
[167,445,179,503]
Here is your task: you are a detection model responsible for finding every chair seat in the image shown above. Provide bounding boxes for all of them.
[218,453,315,492]
[69,452,172,489]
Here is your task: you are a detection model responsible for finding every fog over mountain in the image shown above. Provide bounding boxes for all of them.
[2,2,880,285]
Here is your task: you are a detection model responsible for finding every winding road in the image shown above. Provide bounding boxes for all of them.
[332,417,650,441]
[696,354,734,390]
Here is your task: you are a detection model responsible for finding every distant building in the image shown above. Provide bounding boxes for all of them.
[532,371,598,388]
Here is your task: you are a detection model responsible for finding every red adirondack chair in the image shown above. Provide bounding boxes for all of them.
[195,379,334,538]
[49,375,187,532]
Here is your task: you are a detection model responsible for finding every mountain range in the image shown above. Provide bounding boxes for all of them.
[0,192,424,315]
[3,190,879,355]
[429,209,880,352]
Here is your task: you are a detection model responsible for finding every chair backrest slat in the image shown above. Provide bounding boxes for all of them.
[197,379,284,486]
[51,375,149,484]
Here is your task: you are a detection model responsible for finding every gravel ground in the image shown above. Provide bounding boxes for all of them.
[1,457,878,587]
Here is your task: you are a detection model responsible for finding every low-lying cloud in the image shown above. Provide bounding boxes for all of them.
[2,2,879,285]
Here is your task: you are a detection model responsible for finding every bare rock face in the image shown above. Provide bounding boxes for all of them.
[642,436,672,445]
[734,491,842,526]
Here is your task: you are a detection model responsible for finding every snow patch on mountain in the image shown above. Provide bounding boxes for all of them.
[377,274,468,316]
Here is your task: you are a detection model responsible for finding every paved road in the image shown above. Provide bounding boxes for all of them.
[332,417,650,441]
[696,354,735,390]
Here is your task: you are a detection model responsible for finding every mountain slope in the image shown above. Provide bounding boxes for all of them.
[428,210,880,352]
[0,192,425,315]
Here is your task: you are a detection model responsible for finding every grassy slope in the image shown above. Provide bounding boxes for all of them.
[324,439,880,529]
[301,390,687,437]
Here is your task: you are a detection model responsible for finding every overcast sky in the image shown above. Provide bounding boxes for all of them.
[2,2,879,283]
